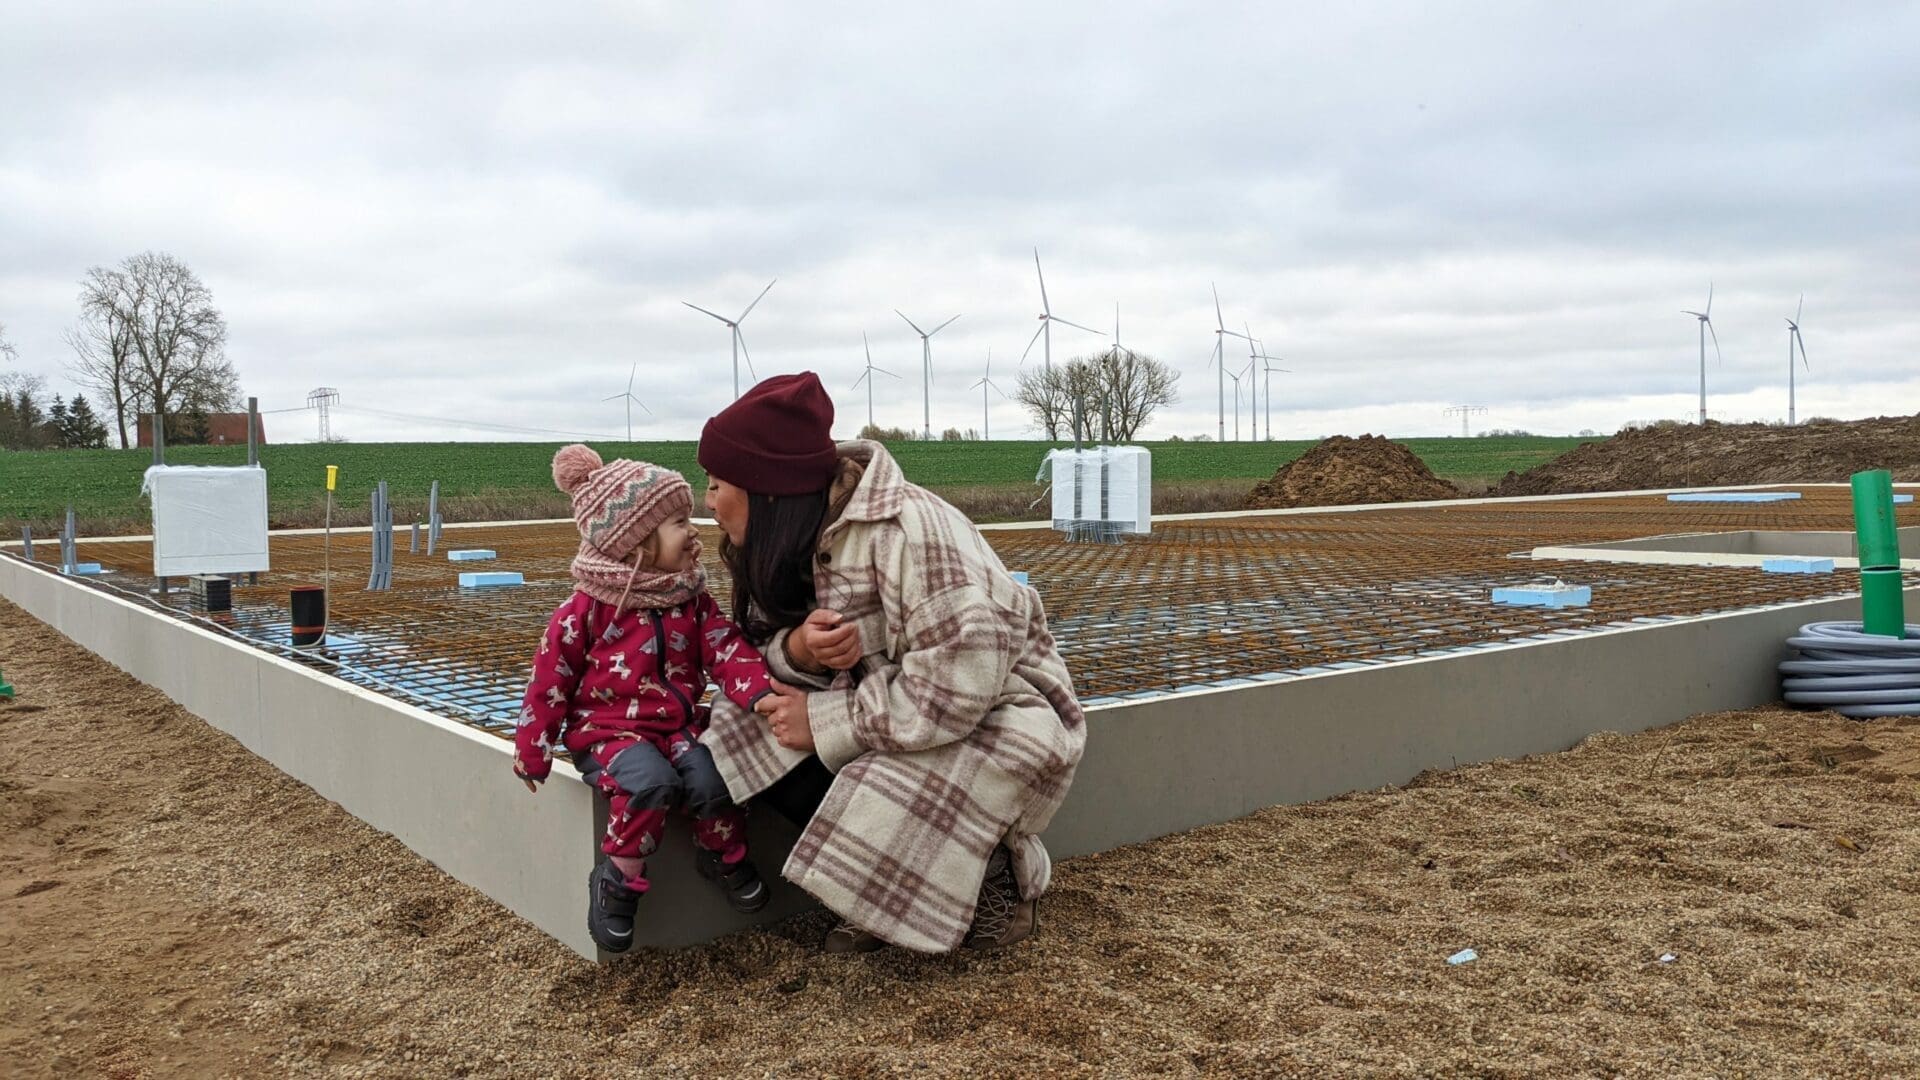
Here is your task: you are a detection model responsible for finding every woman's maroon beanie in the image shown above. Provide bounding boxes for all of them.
[698,372,839,496]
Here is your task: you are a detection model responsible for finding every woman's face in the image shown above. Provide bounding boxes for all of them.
[704,474,749,547]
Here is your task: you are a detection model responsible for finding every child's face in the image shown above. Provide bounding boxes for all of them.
[644,514,702,573]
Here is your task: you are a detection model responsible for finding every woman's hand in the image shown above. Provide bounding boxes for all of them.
[513,758,540,794]
[760,679,816,752]
[786,608,861,672]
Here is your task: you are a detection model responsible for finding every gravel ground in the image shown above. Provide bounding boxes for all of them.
[4,595,1920,1078]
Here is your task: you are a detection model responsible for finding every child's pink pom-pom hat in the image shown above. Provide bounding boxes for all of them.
[552,444,692,561]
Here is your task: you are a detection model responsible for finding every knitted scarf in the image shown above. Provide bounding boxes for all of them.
[570,540,705,612]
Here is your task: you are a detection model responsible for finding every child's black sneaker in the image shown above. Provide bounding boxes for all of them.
[587,861,642,952]
[697,849,770,913]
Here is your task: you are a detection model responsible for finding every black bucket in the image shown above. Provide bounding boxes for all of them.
[290,586,326,646]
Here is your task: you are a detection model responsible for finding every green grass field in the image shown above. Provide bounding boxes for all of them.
[0,436,1592,535]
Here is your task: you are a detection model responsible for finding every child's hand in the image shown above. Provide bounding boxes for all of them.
[513,757,541,794]
[791,608,861,672]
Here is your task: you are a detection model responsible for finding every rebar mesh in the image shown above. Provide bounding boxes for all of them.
[15,487,1914,736]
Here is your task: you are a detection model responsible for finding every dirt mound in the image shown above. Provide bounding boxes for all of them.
[1493,414,1920,496]
[1242,434,1459,509]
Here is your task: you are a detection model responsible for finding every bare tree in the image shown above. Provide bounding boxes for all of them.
[1013,365,1071,440]
[0,320,16,363]
[1090,347,1179,442]
[78,252,232,445]
[1016,348,1180,442]
[66,267,141,447]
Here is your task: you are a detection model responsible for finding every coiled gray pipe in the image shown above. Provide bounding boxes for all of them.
[1780,621,1920,718]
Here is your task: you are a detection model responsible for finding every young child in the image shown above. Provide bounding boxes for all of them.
[515,443,774,953]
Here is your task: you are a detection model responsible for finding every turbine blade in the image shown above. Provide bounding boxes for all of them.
[637,398,653,415]
[929,313,961,336]
[1034,249,1050,314]
[1796,330,1809,370]
[874,366,900,378]
[1706,319,1722,363]
[1705,281,1713,317]
[737,279,776,322]
[851,370,870,390]
[738,329,759,381]
[1212,282,1224,330]
[602,392,624,402]
[627,362,638,393]
[1019,322,1045,366]
[896,309,926,336]
[683,302,732,324]
[1796,293,1804,324]
[863,331,873,366]
[1051,316,1102,335]
[1220,329,1250,341]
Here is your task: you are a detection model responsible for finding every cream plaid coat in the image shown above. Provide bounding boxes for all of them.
[702,441,1086,952]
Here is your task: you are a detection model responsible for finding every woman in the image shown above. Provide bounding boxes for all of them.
[695,372,1086,954]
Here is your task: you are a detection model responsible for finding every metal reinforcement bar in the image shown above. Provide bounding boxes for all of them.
[14,487,1917,729]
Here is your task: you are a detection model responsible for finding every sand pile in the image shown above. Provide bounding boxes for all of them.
[1493,414,1920,496]
[1242,434,1459,509]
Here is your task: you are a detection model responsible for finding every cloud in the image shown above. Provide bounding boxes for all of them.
[2,1,1915,445]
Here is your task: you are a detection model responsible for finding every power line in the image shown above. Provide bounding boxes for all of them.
[331,404,622,441]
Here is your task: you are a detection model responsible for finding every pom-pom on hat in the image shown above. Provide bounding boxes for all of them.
[698,371,838,496]
[552,444,692,561]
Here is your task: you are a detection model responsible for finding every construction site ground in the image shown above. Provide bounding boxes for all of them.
[21,486,1918,736]
[6,595,1920,1078]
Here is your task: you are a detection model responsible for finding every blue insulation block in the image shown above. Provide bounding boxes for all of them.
[448,549,497,562]
[1666,492,1801,503]
[1492,584,1592,608]
[65,563,104,576]
[1897,494,1915,504]
[1762,557,1834,574]
[1008,571,1029,586]
[458,571,524,588]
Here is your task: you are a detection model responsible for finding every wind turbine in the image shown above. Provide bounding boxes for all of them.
[1206,284,1249,441]
[971,349,1008,440]
[897,309,960,440]
[1785,296,1810,425]
[849,332,900,430]
[1241,324,1264,441]
[1680,282,1721,424]
[683,279,776,400]
[1226,362,1248,441]
[1020,249,1102,373]
[602,362,652,441]
[1254,345,1290,441]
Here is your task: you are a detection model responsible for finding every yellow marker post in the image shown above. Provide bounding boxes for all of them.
[323,465,338,607]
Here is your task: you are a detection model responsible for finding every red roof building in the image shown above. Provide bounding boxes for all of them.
[136,413,268,448]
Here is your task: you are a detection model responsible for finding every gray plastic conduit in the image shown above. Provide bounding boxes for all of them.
[1780,621,1920,718]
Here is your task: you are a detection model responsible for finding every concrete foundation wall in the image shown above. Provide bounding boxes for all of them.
[1048,588,1918,857]
[6,551,1914,957]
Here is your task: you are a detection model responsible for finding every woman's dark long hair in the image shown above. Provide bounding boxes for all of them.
[721,488,829,645]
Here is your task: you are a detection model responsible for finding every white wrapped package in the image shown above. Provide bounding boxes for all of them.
[1043,446,1153,534]
[142,465,271,576]
[1105,446,1152,535]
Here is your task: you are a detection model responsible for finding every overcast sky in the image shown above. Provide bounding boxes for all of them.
[3,2,1916,445]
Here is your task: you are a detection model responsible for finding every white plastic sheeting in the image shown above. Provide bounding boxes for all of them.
[1041,446,1152,536]
[142,465,271,576]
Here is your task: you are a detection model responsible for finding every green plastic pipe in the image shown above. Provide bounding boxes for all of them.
[1861,569,1907,639]
[1852,469,1900,569]
[1852,469,1906,638]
